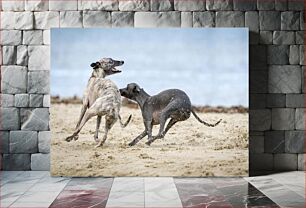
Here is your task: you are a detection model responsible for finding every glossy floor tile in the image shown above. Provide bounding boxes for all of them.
[50,178,113,208]
[0,171,304,208]
[245,175,305,208]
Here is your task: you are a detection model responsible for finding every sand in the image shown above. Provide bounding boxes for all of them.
[51,103,248,177]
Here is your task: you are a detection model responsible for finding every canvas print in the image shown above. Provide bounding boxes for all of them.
[51,28,248,177]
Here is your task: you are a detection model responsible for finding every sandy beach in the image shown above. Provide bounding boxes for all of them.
[51,103,248,177]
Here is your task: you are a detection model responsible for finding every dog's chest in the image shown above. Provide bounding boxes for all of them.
[152,110,161,125]
[86,78,120,107]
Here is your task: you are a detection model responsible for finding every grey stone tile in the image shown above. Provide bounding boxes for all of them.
[267,45,289,64]
[296,31,304,44]
[193,12,215,27]
[257,0,274,10]
[31,153,50,171]
[288,0,304,11]
[78,0,118,11]
[60,11,82,28]
[26,0,48,11]
[286,94,303,107]
[2,46,17,65]
[260,31,272,44]
[0,108,20,130]
[264,131,285,153]
[250,70,268,93]
[17,45,28,66]
[151,0,173,11]
[249,135,264,153]
[28,46,50,71]
[250,94,266,109]
[15,94,29,107]
[21,108,49,131]
[49,0,77,10]
[0,131,9,154]
[259,11,281,30]
[83,11,111,28]
[281,11,300,30]
[275,0,287,11]
[295,108,304,130]
[3,154,31,170]
[0,94,14,107]
[29,94,44,107]
[1,66,27,94]
[28,71,50,94]
[285,130,304,153]
[1,30,22,45]
[250,45,267,67]
[233,0,256,10]
[38,131,50,153]
[250,109,271,131]
[274,153,298,170]
[14,12,34,30]
[266,94,286,108]
[298,154,305,170]
[34,11,60,29]
[181,12,192,27]
[135,12,180,27]
[119,0,149,11]
[289,45,300,64]
[268,65,301,93]
[271,108,295,130]
[10,131,38,153]
[112,12,134,27]
[216,11,244,27]
[206,0,233,10]
[273,31,295,44]
[174,0,205,11]
[23,30,43,45]
[249,153,273,170]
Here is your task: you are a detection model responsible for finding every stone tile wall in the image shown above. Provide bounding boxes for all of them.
[0,0,304,175]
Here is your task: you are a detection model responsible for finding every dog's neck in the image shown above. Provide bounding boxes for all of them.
[135,89,150,109]
[91,69,106,79]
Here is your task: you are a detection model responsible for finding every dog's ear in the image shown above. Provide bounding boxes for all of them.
[90,63,96,67]
[133,85,141,93]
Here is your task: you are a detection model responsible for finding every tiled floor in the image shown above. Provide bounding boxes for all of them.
[1,171,305,208]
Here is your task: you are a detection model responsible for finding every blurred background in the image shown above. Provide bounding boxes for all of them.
[51,28,248,107]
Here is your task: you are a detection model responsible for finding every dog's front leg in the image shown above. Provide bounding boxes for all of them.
[76,102,88,129]
[144,120,154,146]
[94,116,101,142]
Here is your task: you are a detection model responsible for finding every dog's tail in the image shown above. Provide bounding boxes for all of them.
[118,114,132,128]
[191,109,222,127]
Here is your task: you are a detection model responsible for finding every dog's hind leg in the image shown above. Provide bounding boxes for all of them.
[95,115,117,148]
[128,130,147,146]
[162,119,178,137]
[146,106,174,146]
[94,116,101,142]
[65,108,96,142]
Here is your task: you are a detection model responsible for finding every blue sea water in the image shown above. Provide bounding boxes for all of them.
[51,28,248,107]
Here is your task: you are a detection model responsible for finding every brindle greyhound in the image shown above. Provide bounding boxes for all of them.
[66,58,131,148]
[120,83,222,146]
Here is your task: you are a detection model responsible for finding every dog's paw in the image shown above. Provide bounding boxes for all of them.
[65,136,73,142]
[145,141,152,146]
[128,142,135,146]
[73,135,79,141]
[94,137,99,143]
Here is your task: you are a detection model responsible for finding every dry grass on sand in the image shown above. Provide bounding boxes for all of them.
[51,103,248,177]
